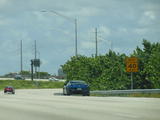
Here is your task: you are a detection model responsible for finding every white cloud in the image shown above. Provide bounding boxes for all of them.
[118,28,128,33]
[134,28,148,35]
[64,7,102,17]
[0,0,8,7]
[99,26,111,37]
[81,41,95,49]
[139,10,157,25]
[144,11,156,20]
[0,17,10,26]
[0,19,6,25]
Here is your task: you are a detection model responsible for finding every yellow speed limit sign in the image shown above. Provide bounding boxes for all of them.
[126,57,138,72]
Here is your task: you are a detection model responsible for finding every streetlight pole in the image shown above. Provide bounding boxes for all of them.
[95,28,98,57]
[75,19,78,56]
[37,51,41,79]
[41,10,78,56]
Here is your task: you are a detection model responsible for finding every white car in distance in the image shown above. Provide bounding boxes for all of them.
[49,77,59,81]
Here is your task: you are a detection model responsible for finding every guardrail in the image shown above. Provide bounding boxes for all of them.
[91,89,160,95]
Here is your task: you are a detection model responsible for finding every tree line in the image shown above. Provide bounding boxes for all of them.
[4,71,51,79]
[62,40,160,90]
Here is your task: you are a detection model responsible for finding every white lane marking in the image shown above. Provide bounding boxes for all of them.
[116,113,140,119]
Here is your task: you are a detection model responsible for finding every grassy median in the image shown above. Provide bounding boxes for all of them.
[0,80,64,90]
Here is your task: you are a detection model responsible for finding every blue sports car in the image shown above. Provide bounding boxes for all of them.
[63,80,90,96]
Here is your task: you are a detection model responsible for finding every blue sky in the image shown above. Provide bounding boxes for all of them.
[0,0,159,75]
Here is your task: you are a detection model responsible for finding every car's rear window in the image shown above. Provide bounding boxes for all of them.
[5,86,13,88]
[70,81,86,85]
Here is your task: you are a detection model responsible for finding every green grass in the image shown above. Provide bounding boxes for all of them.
[127,93,160,98]
[0,80,64,90]
[91,93,160,98]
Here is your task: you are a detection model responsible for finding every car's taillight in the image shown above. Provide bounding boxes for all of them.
[5,88,12,90]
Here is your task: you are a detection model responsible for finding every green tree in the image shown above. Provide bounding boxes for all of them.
[133,40,160,88]
[62,40,160,90]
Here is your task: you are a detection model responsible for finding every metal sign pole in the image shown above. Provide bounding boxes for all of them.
[31,60,34,81]
[131,72,133,89]
[126,57,138,90]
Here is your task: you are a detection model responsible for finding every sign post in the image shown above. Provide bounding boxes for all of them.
[126,57,138,89]
[131,72,133,89]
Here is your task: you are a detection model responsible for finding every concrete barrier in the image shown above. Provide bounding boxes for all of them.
[91,89,160,95]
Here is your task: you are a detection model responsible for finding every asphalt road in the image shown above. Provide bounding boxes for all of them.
[0,89,160,120]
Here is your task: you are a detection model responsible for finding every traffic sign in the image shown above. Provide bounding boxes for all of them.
[33,59,40,67]
[126,57,138,72]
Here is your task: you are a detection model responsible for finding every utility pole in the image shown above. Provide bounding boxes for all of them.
[95,28,98,57]
[35,40,37,60]
[34,40,37,78]
[31,60,34,81]
[20,40,23,73]
[75,19,78,57]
